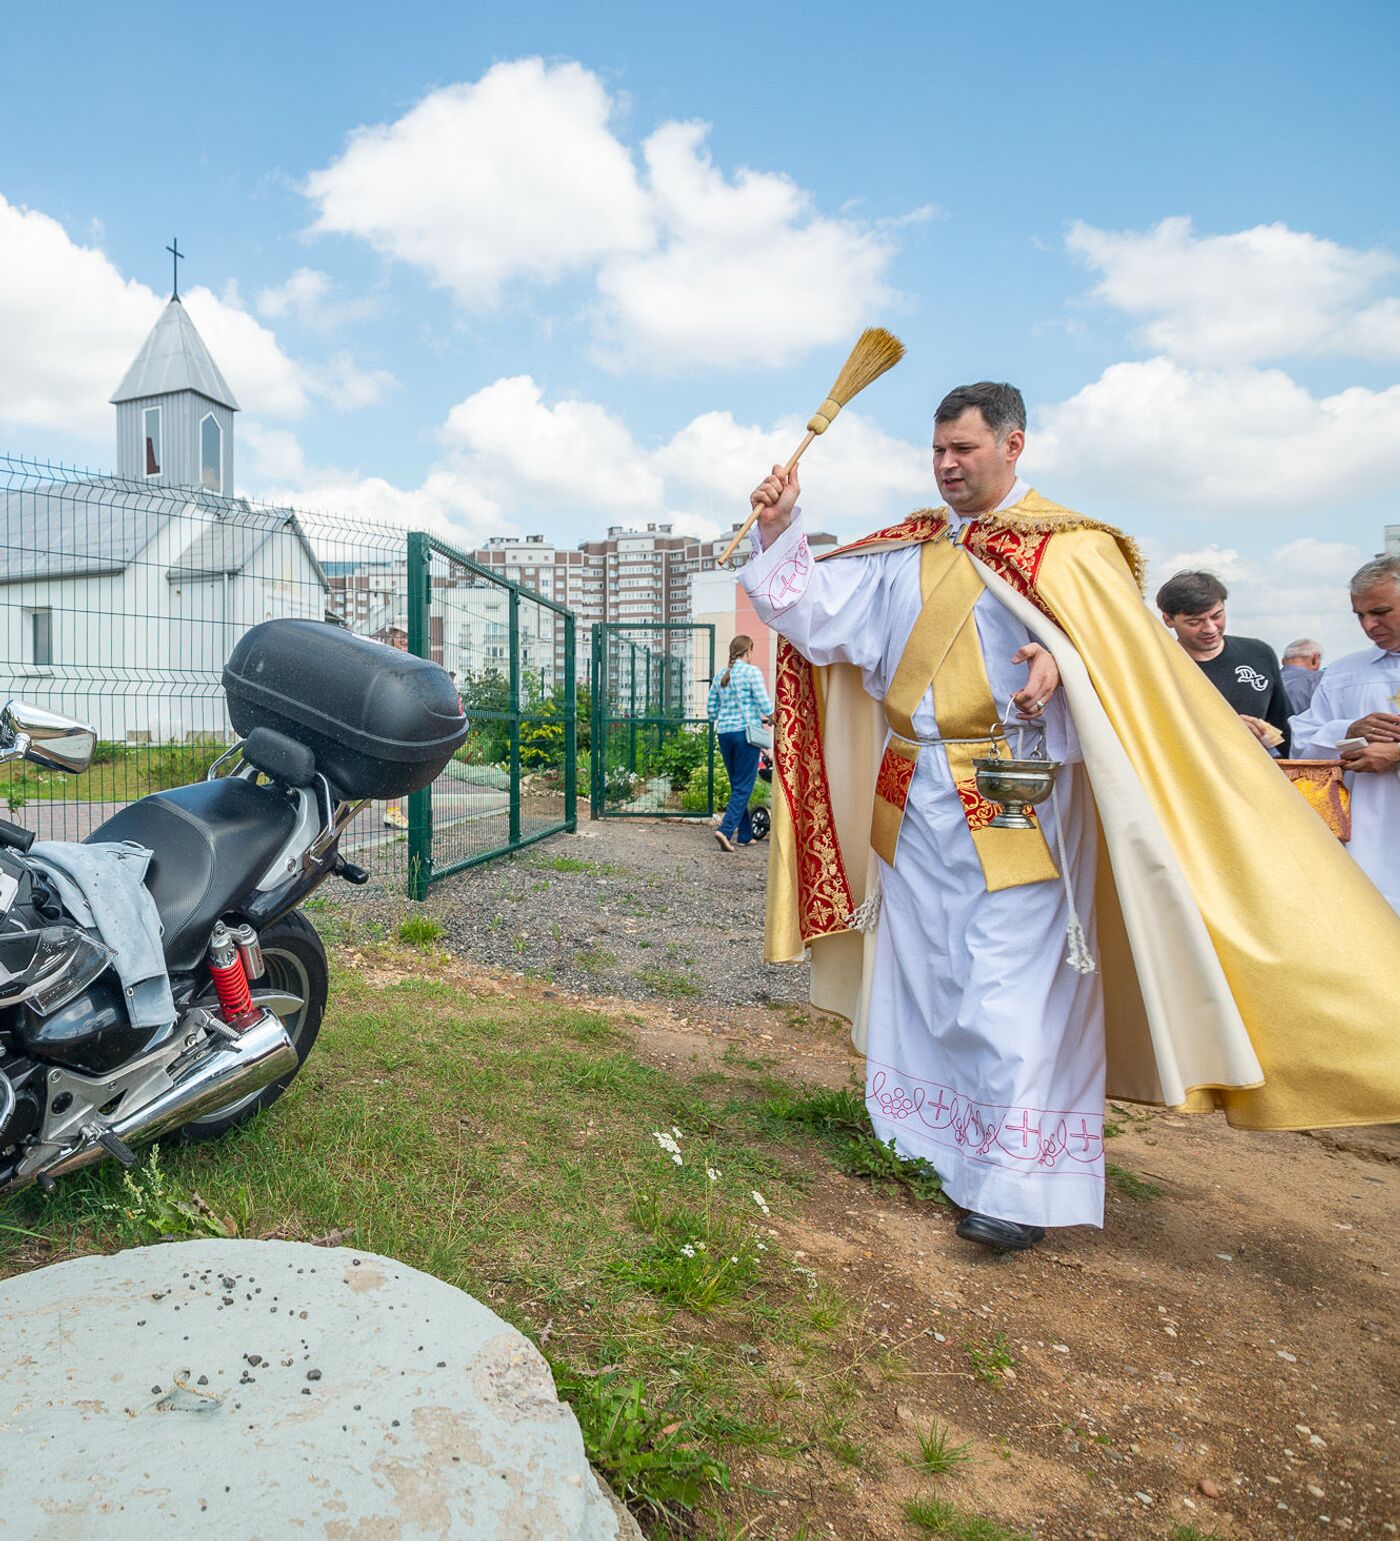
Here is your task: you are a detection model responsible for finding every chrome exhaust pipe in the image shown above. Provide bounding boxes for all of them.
[37,1010,297,1181]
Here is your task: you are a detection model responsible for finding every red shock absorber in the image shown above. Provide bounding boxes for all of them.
[208,920,254,1022]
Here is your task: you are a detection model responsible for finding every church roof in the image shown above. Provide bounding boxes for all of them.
[110,297,240,411]
[0,477,324,592]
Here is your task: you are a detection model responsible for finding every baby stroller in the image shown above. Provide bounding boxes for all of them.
[750,748,773,841]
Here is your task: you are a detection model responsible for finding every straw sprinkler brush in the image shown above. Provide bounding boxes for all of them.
[718,327,905,568]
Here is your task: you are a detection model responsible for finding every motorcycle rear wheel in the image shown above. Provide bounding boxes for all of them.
[178,910,327,1142]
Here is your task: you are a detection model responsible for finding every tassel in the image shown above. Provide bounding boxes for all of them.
[845,884,883,933]
[1050,778,1097,975]
[1065,917,1096,975]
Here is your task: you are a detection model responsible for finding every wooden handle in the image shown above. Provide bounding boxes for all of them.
[717,431,817,568]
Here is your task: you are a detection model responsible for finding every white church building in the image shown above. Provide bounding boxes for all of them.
[0,296,329,742]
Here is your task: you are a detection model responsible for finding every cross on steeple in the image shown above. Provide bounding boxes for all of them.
[166,237,184,300]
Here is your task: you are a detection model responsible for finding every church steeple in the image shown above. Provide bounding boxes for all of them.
[112,260,239,493]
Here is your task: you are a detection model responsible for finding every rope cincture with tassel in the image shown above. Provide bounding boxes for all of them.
[717,327,905,569]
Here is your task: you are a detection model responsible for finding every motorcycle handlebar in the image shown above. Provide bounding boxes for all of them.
[0,817,35,854]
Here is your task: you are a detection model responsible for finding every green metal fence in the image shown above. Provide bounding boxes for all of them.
[0,454,575,897]
[590,621,715,819]
[404,531,576,897]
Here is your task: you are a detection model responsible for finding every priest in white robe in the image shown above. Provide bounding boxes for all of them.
[742,384,1097,1248]
[740,381,1400,1253]
[1289,556,1400,914]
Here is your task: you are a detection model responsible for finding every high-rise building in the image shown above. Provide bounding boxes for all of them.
[469,520,835,687]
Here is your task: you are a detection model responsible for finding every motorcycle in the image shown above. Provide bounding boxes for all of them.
[0,619,466,1196]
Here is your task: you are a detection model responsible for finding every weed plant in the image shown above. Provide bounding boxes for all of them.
[1106,1163,1163,1200]
[966,1332,1016,1387]
[758,1086,947,1203]
[904,1495,1032,1540]
[905,1421,975,1476]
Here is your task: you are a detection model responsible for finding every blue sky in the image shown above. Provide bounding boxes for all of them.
[3,0,1398,653]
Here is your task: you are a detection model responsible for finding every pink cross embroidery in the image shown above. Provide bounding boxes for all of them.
[763,543,810,613]
[1007,1110,1041,1148]
[928,1088,953,1120]
[1070,1118,1098,1153]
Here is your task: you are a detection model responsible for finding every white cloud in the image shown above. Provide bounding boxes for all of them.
[307,352,398,411]
[0,195,397,445]
[440,375,663,513]
[1030,356,1400,519]
[654,406,928,532]
[244,378,933,552]
[0,195,165,438]
[304,59,652,307]
[593,121,896,371]
[1144,535,1371,663]
[1067,216,1400,366]
[255,267,381,331]
[303,61,902,372]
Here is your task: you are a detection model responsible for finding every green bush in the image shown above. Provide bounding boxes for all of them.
[653,727,711,790]
[679,757,770,813]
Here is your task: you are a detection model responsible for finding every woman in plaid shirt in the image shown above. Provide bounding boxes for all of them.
[706,635,775,852]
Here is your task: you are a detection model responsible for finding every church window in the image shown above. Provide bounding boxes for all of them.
[143,406,161,477]
[29,609,53,667]
[200,413,223,493]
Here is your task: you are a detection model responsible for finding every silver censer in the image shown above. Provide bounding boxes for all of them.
[971,718,1062,831]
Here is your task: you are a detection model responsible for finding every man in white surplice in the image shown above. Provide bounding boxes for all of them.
[741,383,1101,1250]
[1290,556,1400,914]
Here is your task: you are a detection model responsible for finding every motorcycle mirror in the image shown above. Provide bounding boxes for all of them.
[0,700,97,775]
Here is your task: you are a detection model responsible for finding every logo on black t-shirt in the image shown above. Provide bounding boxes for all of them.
[1233,664,1269,692]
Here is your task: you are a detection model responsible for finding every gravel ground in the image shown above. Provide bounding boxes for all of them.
[334,817,810,1008]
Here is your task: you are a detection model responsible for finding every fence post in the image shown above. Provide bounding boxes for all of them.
[406,531,433,900]
[589,624,603,819]
[563,612,577,832]
[705,625,716,818]
[508,586,521,847]
[628,643,637,773]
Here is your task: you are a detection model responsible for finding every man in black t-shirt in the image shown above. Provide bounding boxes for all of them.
[1156,570,1292,755]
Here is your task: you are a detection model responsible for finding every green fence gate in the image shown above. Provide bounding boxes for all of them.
[590,622,715,819]
[405,532,577,898]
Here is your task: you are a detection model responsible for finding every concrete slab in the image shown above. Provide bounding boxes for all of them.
[0,1239,625,1538]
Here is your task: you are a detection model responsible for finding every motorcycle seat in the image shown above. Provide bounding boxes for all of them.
[86,779,298,972]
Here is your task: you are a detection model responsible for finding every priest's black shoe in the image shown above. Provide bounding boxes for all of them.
[955,1213,1045,1252]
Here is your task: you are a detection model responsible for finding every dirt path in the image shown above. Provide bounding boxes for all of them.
[524,980,1400,1539]
[352,818,1399,1537]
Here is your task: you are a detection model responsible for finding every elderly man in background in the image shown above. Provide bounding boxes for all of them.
[1282,638,1325,714]
[1291,557,1400,913]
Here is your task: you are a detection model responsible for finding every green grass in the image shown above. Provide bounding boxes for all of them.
[0,950,881,1538]
[533,855,624,876]
[966,1332,1016,1387]
[396,914,444,947]
[634,965,701,998]
[904,1495,1031,1540]
[1168,1527,1224,1541]
[905,1421,975,1476]
[758,1087,948,1204]
[1106,1163,1163,1200]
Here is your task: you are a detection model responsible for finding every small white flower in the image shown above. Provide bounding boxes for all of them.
[751,1189,771,1215]
[706,1168,722,1182]
[671,1126,683,1139]
[671,1153,683,1166]
[695,1240,706,1250]
[757,1242,767,1252]
[730,1256,739,1264]
[680,1244,696,1258]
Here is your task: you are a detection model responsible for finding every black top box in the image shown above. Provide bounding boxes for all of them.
[223,620,468,800]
